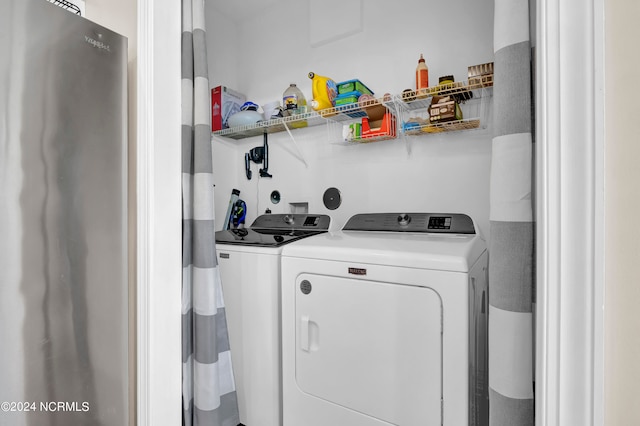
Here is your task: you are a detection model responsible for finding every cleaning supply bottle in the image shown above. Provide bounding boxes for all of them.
[282,83,307,116]
[282,83,308,128]
[308,72,337,111]
[416,54,429,95]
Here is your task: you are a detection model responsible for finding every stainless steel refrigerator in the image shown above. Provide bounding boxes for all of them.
[0,1,129,425]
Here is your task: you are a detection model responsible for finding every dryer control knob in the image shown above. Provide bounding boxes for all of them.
[397,214,411,226]
[283,214,294,225]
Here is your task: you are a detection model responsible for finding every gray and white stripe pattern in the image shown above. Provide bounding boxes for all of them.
[489,0,534,425]
[182,0,240,425]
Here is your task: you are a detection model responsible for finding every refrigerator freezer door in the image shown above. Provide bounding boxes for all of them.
[0,0,128,424]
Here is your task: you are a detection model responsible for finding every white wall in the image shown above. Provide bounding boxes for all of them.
[604,0,640,424]
[206,0,495,237]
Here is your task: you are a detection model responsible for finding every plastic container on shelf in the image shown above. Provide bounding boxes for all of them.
[262,100,281,121]
[337,79,373,96]
[227,102,264,128]
[282,83,308,128]
[308,72,337,110]
[282,83,307,116]
[335,93,360,106]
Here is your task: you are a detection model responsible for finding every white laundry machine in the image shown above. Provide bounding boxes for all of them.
[215,214,331,426]
[280,213,489,426]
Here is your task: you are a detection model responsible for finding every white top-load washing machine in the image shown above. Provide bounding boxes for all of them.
[215,213,331,426]
[281,213,489,426]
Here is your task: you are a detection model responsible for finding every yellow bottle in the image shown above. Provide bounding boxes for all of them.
[308,72,338,111]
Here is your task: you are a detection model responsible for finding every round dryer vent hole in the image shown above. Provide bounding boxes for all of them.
[322,187,341,210]
[270,190,281,204]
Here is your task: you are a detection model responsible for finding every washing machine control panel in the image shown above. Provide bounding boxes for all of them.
[251,214,331,230]
[343,213,475,234]
[397,214,412,226]
[427,216,452,230]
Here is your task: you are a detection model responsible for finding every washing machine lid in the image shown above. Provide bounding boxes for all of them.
[215,214,331,247]
[215,227,329,247]
[282,213,486,272]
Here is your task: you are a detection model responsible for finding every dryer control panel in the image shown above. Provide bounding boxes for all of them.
[251,214,331,230]
[343,213,475,234]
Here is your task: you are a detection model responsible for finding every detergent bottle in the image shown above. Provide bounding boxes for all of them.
[282,83,307,116]
[308,72,338,111]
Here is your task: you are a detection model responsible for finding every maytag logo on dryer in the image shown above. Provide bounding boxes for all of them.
[348,267,367,276]
[84,35,111,52]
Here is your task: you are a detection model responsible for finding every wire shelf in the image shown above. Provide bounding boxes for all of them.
[318,98,396,123]
[403,118,481,135]
[212,111,326,140]
[330,112,398,145]
[336,133,399,145]
[397,77,492,138]
[47,0,82,15]
[212,73,493,142]
[395,75,493,111]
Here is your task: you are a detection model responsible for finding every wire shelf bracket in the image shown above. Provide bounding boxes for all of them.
[47,0,82,16]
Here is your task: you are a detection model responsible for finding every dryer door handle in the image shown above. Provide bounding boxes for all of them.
[300,315,319,352]
[301,315,310,352]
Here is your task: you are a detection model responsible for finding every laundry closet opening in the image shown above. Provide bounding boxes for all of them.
[203,1,535,426]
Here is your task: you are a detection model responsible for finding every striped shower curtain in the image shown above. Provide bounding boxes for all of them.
[181,0,240,425]
[488,0,535,425]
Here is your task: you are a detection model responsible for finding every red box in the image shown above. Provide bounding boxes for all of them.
[361,112,397,139]
[211,86,246,131]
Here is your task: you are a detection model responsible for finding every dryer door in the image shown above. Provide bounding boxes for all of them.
[295,273,442,425]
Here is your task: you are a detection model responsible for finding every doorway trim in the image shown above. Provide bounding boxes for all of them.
[136,0,182,424]
[535,0,605,425]
[134,0,607,424]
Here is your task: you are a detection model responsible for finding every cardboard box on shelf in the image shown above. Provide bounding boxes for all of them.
[211,86,246,131]
[428,96,463,123]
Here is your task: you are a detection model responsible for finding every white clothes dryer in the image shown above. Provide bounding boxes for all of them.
[215,214,331,426]
[280,213,489,426]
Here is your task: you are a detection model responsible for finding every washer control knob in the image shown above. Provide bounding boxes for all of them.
[283,214,294,225]
[397,214,411,226]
